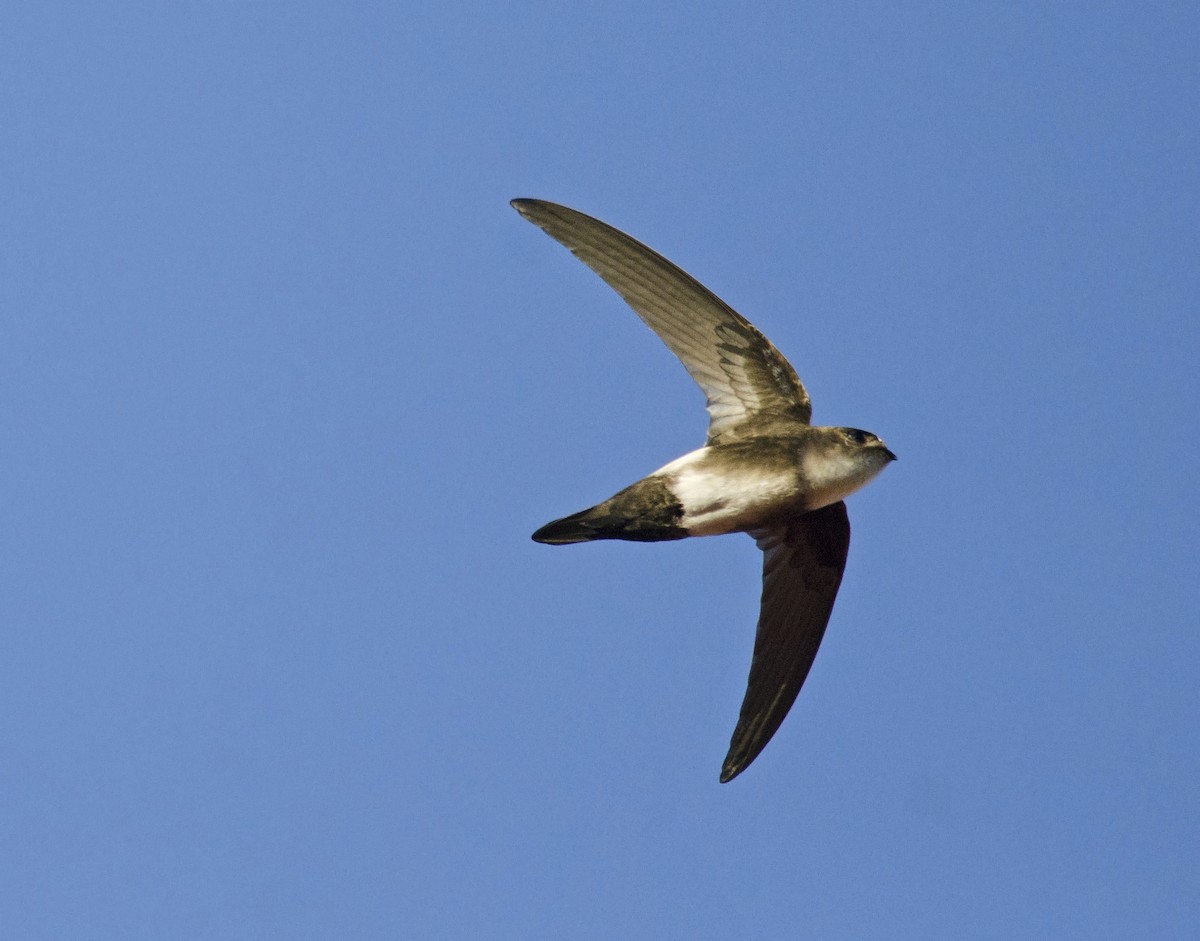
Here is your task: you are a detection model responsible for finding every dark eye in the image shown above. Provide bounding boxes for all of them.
[847,429,877,445]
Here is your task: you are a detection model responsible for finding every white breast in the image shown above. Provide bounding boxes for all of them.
[652,448,800,536]
[800,448,887,510]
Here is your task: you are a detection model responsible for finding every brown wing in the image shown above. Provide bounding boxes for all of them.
[512,199,812,444]
[721,501,851,782]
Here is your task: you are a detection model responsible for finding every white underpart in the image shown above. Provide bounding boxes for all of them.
[651,448,799,536]
[652,443,889,536]
[801,447,888,510]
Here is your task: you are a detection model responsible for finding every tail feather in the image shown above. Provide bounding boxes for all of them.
[532,508,603,545]
[532,493,689,545]
[533,476,690,545]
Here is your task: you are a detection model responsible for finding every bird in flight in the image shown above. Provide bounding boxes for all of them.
[514,199,895,782]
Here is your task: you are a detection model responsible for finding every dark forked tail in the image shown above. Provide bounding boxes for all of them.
[531,508,608,545]
[532,478,690,545]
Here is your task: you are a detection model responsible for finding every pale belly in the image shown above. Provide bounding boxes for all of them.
[651,448,806,536]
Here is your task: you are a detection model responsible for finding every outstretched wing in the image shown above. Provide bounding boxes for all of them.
[512,199,812,444]
[721,501,850,782]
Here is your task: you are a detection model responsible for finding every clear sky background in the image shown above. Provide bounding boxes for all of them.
[2,3,1197,938]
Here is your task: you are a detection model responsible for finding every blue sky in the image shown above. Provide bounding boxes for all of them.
[2,2,1197,938]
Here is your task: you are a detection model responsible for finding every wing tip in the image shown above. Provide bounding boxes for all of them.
[511,197,553,220]
[719,739,759,784]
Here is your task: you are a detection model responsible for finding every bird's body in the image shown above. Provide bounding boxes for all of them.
[514,198,895,782]
[534,430,892,544]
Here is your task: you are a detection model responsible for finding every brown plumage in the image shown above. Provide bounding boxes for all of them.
[516,199,895,782]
